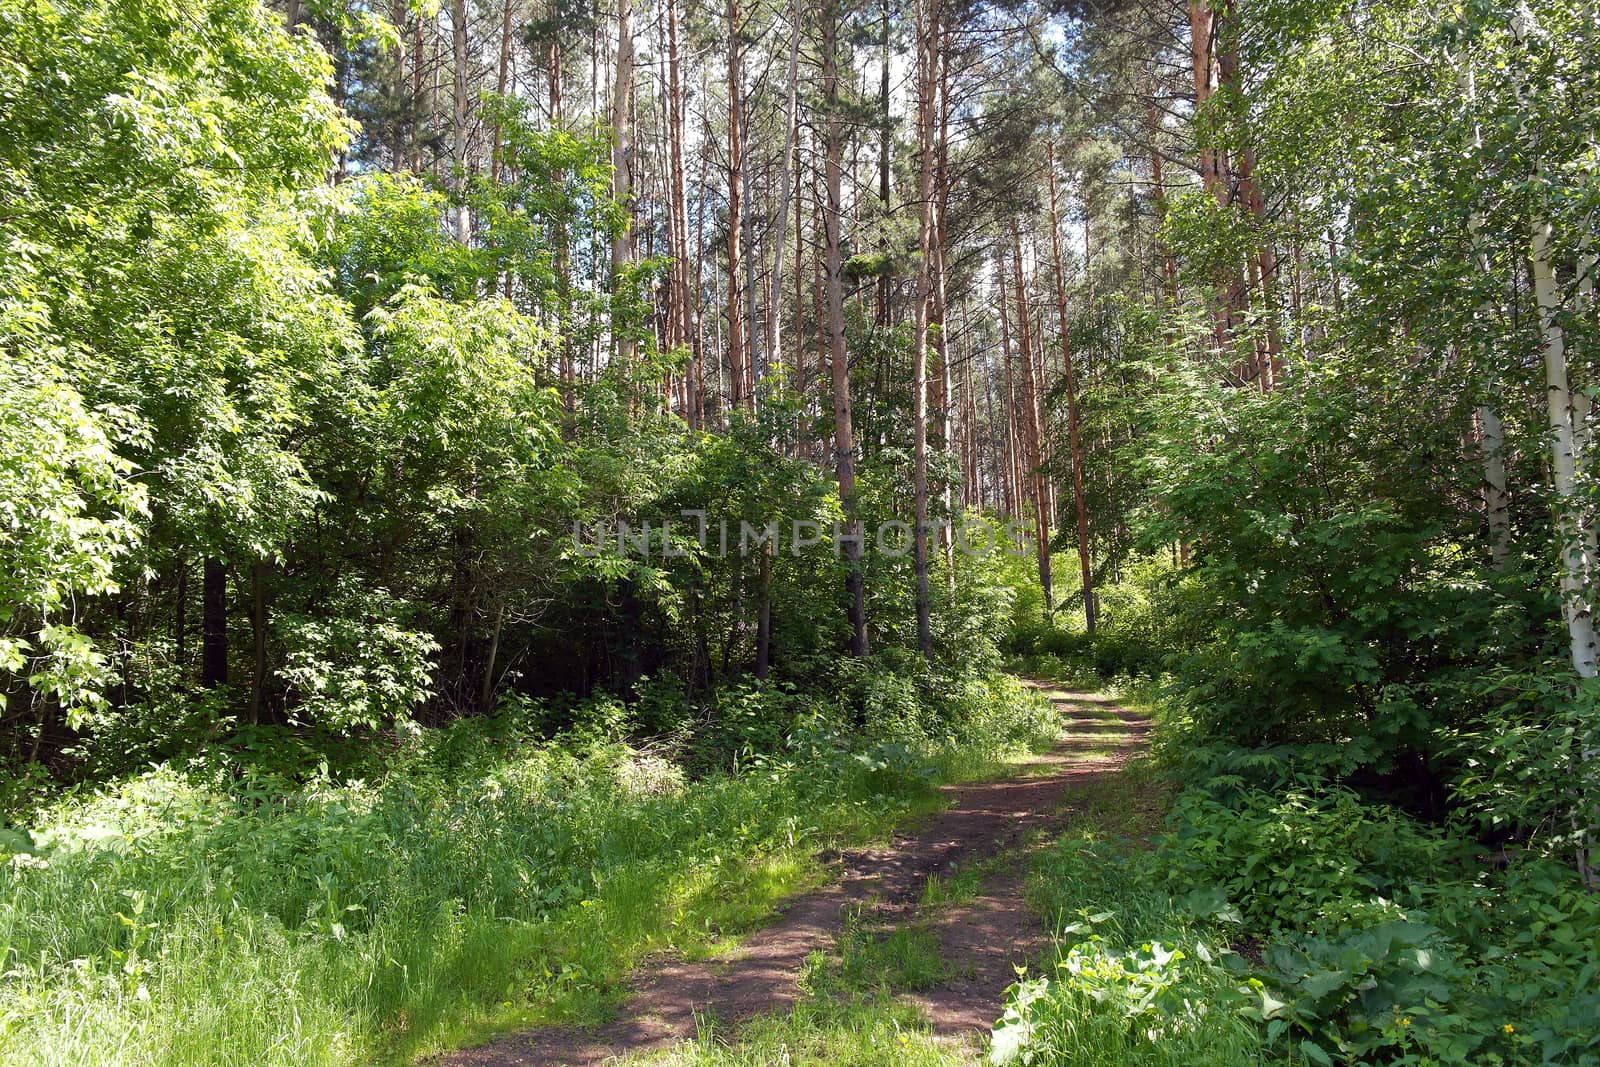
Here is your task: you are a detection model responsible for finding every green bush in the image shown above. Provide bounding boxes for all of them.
[1154,771,1600,1066]
[1160,784,1454,935]
[994,837,1273,1066]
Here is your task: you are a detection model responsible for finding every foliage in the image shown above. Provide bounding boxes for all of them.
[1151,749,1600,1065]
[1447,669,1600,862]
[994,835,1273,1067]
[276,580,439,732]
[0,364,146,718]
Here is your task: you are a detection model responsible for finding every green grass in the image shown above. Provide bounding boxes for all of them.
[808,907,952,996]
[0,674,1057,1067]
[984,698,1286,1067]
[919,847,1016,910]
[625,996,966,1066]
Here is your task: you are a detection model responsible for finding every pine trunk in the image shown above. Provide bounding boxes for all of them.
[451,0,471,243]
[612,0,636,362]
[1011,227,1054,614]
[1046,142,1096,632]
[823,0,868,656]
[911,0,938,662]
[726,0,748,410]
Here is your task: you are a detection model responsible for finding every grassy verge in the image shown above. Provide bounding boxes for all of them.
[0,672,1055,1067]
[998,722,1281,1066]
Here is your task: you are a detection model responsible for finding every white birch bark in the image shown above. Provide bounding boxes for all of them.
[1512,12,1597,677]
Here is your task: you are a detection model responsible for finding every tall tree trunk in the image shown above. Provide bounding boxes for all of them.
[1533,221,1597,677]
[1215,5,1280,377]
[823,0,868,656]
[451,0,471,243]
[959,302,980,506]
[875,0,892,328]
[1046,142,1096,631]
[1011,226,1054,614]
[726,0,749,410]
[814,180,831,459]
[547,38,575,407]
[1187,0,1217,194]
[1188,0,1237,350]
[202,557,228,689]
[390,0,411,170]
[932,18,954,580]
[666,0,696,424]
[794,139,809,455]
[612,0,636,362]
[491,0,515,182]
[410,15,426,172]
[910,0,938,662]
[744,157,759,396]
[998,259,1021,521]
[695,96,713,423]
[766,0,803,379]
[979,313,1000,509]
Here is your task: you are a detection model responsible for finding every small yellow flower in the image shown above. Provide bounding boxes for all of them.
[1503,1024,1515,1034]
[1400,1018,1412,1028]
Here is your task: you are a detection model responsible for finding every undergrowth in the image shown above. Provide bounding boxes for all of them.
[996,688,1600,1067]
[0,669,1053,1067]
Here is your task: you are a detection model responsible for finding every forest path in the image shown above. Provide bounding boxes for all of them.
[431,683,1149,1066]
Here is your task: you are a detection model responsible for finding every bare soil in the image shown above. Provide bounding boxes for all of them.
[431,684,1149,1066]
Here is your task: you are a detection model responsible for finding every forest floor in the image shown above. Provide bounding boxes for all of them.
[431,683,1150,1067]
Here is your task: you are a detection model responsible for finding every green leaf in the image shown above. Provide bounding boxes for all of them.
[1300,1039,1334,1066]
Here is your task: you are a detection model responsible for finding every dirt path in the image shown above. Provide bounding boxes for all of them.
[433,684,1148,1066]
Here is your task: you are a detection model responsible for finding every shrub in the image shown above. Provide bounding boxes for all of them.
[1153,770,1600,1066]
[994,837,1270,1066]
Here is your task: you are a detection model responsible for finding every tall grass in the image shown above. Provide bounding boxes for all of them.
[0,673,1053,1066]
[993,740,1283,1067]
[1009,834,1282,1066]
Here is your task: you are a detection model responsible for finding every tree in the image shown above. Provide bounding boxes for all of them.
[1011,224,1053,615]
[820,0,869,656]
[1045,140,1095,631]
[612,0,636,363]
[726,0,750,410]
[910,0,940,661]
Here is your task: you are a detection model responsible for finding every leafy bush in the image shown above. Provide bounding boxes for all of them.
[1447,668,1600,867]
[994,837,1270,1066]
[1155,769,1600,1066]
[1160,784,1452,935]
[276,580,439,733]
